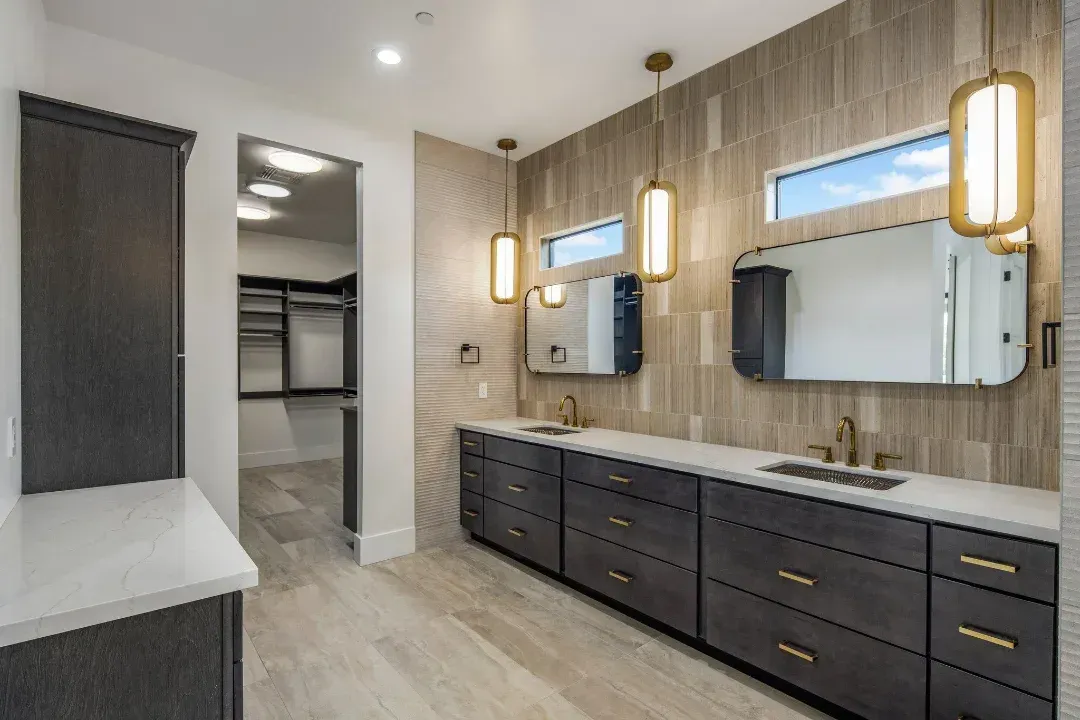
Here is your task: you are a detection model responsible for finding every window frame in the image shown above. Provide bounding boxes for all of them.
[539,215,624,270]
[766,125,949,222]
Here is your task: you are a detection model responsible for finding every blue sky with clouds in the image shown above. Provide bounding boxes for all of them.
[547,221,623,268]
[778,133,950,219]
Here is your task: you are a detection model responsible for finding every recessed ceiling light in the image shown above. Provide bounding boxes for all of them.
[375,48,402,65]
[267,150,323,174]
[248,181,292,198]
[415,12,434,25]
[237,193,271,220]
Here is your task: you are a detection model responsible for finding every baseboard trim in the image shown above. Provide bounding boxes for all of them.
[353,526,415,566]
[239,444,343,469]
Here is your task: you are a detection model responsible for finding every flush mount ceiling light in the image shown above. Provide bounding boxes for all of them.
[237,193,271,220]
[539,284,567,309]
[415,12,435,26]
[375,48,403,65]
[247,181,292,198]
[490,138,522,305]
[267,150,323,174]
[949,0,1035,254]
[636,52,678,283]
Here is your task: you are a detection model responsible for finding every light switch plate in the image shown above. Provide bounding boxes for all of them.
[6,417,15,458]
[478,382,488,399]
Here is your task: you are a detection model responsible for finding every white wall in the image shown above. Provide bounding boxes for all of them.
[0,0,46,528]
[238,231,355,468]
[43,23,416,562]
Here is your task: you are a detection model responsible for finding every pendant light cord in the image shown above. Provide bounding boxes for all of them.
[503,148,509,234]
[654,69,661,183]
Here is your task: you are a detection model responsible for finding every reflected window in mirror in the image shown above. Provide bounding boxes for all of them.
[541,217,623,269]
[770,131,950,221]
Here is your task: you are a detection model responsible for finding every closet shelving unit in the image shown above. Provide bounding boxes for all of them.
[237,274,346,400]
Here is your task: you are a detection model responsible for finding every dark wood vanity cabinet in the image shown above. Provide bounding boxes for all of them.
[458,430,1060,720]
[731,265,790,379]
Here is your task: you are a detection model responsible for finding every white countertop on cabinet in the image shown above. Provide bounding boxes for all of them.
[0,478,257,648]
[457,418,1060,544]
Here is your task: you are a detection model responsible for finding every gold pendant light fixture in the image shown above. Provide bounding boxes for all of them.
[538,284,567,309]
[636,52,679,283]
[490,138,522,304]
[948,0,1035,255]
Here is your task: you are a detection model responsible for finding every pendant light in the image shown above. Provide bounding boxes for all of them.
[490,139,522,305]
[538,284,567,309]
[636,52,678,284]
[949,0,1035,254]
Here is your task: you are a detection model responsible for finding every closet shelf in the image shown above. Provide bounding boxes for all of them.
[289,301,343,311]
[239,309,287,316]
[239,290,286,299]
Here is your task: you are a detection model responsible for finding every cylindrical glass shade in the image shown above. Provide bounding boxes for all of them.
[635,180,678,283]
[489,232,521,304]
[967,83,1019,227]
[539,284,566,308]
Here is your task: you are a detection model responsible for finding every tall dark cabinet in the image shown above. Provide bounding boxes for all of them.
[731,265,791,380]
[20,94,195,494]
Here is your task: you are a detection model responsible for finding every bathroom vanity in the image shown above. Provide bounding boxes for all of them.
[457,419,1059,720]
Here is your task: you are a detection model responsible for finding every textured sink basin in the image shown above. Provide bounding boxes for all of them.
[518,426,582,436]
[759,462,907,491]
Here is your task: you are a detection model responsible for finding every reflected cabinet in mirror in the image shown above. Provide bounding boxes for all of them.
[525,274,644,375]
[732,219,1028,385]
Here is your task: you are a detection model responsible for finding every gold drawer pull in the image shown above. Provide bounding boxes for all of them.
[958,624,1017,650]
[463,440,479,447]
[462,509,479,518]
[609,474,633,484]
[463,471,479,478]
[608,516,635,527]
[508,527,527,538]
[960,554,1018,574]
[608,570,634,583]
[778,642,817,663]
[508,484,527,493]
[778,569,819,586]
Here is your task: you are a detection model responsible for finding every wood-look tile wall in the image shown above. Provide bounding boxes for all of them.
[415,133,518,548]
[516,0,1063,490]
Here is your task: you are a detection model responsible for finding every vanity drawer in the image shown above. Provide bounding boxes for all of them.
[485,435,561,476]
[704,519,927,653]
[564,452,697,511]
[460,490,484,536]
[930,577,1054,699]
[460,453,484,494]
[565,481,697,571]
[460,430,484,456]
[483,498,560,572]
[484,459,561,522]
[930,661,1053,720]
[705,580,925,720]
[932,526,1056,603]
[705,481,928,570]
[564,527,697,635]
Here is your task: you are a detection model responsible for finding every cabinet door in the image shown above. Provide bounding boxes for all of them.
[22,116,179,493]
[731,272,763,358]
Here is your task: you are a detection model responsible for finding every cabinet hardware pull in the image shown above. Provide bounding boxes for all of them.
[778,642,817,663]
[960,555,1018,573]
[958,624,1016,650]
[508,484,527,492]
[463,510,479,518]
[608,516,634,527]
[508,528,527,538]
[463,441,478,447]
[778,569,818,586]
[609,474,632,484]
[463,471,479,478]
[608,570,633,583]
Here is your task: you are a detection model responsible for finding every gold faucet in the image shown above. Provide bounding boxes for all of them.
[836,416,858,467]
[558,395,579,428]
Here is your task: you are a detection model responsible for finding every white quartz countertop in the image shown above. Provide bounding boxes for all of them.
[457,419,1060,544]
[0,478,258,648]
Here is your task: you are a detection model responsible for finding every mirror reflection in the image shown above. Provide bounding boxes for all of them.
[525,274,643,376]
[732,219,1028,385]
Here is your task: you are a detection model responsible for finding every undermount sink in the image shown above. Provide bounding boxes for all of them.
[760,462,907,491]
[518,426,582,436]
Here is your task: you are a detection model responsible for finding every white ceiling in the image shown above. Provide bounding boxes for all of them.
[42,0,844,158]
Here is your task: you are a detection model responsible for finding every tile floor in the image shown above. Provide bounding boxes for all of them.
[239,460,829,720]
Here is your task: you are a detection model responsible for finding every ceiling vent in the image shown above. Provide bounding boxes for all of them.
[256,166,305,186]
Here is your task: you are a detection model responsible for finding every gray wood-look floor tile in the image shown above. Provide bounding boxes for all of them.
[240,476,306,518]
[243,630,270,687]
[260,508,344,545]
[244,679,292,720]
[515,695,596,720]
[240,509,317,602]
[383,547,511,613]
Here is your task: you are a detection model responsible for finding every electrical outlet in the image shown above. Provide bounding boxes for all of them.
[6,418,15,458]
[478,382,488,399]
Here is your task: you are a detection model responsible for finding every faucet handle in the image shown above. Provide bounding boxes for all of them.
[556,413,569,426]
[872,452,902,471]
[581,417,596,429]
[807,445,835,464]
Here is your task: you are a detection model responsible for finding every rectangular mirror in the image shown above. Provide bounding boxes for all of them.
[525,274,644,375]
[732,218,1028,385]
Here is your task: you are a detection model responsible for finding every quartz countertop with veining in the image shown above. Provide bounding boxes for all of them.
[0,478,257,648]
[457,418,1060,544]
